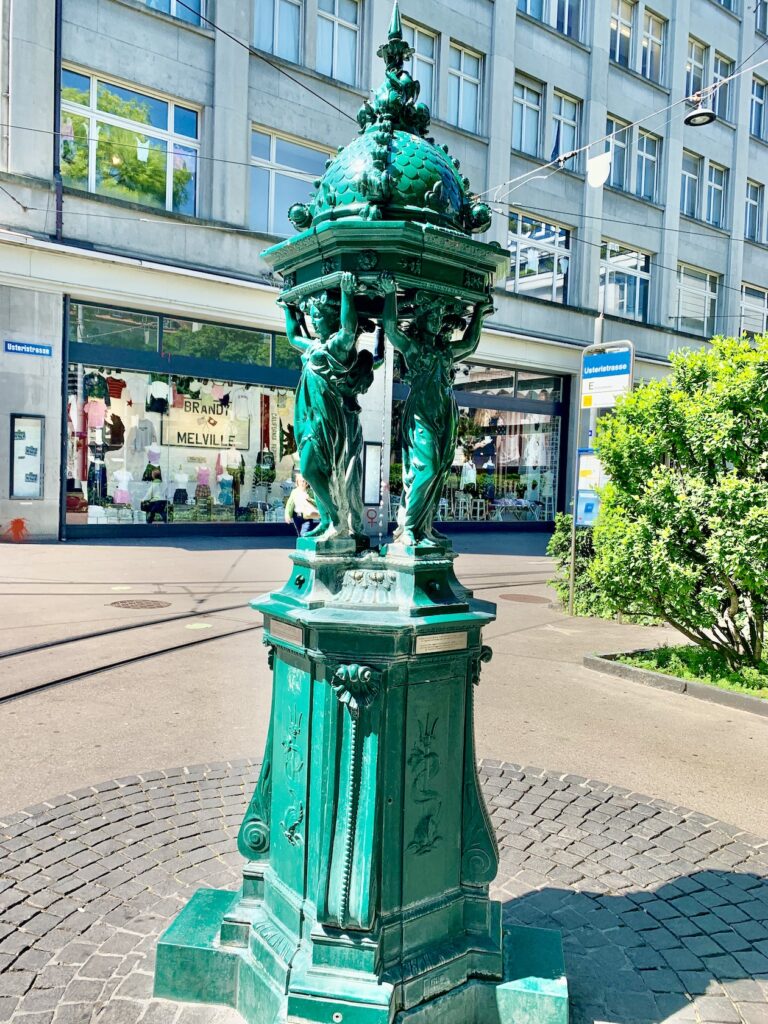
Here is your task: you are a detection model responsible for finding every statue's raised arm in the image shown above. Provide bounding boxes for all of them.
[281,300,311,354]
[379,272,417,364]
[452,296,495,363]
[326,272,360,363]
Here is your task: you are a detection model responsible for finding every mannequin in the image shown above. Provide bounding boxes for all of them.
[113,468,133,505]
[173,464,189,505]
[217,469,234,506]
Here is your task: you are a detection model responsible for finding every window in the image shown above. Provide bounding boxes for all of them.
[249,129,330,236]
[513,78,541,156]
[254,0,302,63]
[141,0,203,25]
[759,0,768,34]
[677,265,718,336]
[402,22,437,110]
[751,78,767,139]
[605,116,629,190]
[713,0,733,8]
[706,163,728,228]
[600,243,651,322]
[317,0,359,86]
[610,0,634,67]
[741,285,768,335]
[551,91,580,169]
[60,69,199,215]
[680,151,701,218]
[507,213,571,304]
[641,11,665,83]
[686,38,707,98]
[636,131,659,201]
[745,181,763,242]
[517,0,581,41]
[713,54,733,120]
[448,43,482,133]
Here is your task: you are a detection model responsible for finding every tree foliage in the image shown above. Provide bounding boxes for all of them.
[591,335,768,668]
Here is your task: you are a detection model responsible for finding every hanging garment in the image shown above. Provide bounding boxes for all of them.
[173,488,189,504]
[460,461,477,489]
[105,413,125,450]
[522,429,549,468]
[128,419,156,451]
[84,371,110,404]
[84,399,107,429]
[146,380,170,414]
[106,376,127,400]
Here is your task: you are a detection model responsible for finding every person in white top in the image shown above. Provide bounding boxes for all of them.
[285,474,320,535]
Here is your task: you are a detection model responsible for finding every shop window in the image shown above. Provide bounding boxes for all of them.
[161,318,272,365]
[249,128,331,237]
[274,333,302,369]
[68,302,160,351]
[60,68,199,215]
[389,362,563,526]
[507,212,571,304]
[65,365,298,528]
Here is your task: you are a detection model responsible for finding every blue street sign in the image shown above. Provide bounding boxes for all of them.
[582,350,632,379]
[5,340,53,358]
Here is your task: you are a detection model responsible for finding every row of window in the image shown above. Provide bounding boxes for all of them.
[507,213,768,338]
[60,61,768,256]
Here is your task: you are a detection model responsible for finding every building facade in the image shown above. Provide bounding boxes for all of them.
[1,0,766,539]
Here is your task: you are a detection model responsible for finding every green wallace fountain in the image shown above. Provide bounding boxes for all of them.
[154,6,569,1021]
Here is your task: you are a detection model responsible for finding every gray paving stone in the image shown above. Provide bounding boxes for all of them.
[0,760,767,1024]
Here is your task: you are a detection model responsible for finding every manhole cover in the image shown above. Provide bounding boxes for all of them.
[109,599,172,609]
[499,593,550,604]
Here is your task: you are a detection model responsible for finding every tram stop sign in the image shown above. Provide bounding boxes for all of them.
[581,348,633,409]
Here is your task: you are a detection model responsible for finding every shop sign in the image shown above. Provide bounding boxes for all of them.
[581,349,632,409]
[5,340,53,358]
[160,398,250,450]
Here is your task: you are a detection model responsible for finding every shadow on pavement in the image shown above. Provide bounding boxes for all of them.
[503,871,768,1024]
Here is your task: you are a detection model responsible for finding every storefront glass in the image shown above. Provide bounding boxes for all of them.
[389,361,564,524]
[65,364,298,526]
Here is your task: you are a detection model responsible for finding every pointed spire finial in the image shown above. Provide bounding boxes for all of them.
[388,0,402,41]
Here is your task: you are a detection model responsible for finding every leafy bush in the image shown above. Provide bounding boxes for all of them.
[592,335,768,669]
[547,513,616,617]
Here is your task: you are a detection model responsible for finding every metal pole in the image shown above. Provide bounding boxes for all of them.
[567,332,634,617]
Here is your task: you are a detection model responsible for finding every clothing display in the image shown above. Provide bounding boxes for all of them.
[195,484,211,502]
[84,371,110,404]
[173,488,189,504]
[522,428,549,467]
[87,462,107,503]
[129,419,156,451]
[147,445,162,466]
[106,376,127,400]
[459,461,477,489]
[196,466,211,486]
[84,399,107,429]
[105,414,125,450]
[218,475,234,505]
[147,379,171,414]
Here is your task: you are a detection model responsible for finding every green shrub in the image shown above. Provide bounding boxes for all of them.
[547,513,616,617]
[592,335,768,670]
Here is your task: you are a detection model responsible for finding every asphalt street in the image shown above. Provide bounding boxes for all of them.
[1,534,766,835]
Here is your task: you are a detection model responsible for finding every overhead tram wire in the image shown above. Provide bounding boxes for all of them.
[474,54,768,208]
[172,0,358,125]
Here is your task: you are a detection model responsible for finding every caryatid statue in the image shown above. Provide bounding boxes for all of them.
[380,272,494,548]
[281,271,381,545]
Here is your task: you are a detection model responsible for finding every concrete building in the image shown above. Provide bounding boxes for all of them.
[0,0,766,539]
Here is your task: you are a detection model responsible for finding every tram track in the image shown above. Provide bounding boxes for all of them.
[0,623,264,706]
[0,570,551,706]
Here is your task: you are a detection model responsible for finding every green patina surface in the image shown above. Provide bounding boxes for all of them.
[154,4,567,1021]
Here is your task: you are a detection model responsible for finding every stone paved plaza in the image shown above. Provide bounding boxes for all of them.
[0,761,767,1024]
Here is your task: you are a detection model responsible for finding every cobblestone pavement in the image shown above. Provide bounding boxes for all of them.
[0,762,767,1024]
